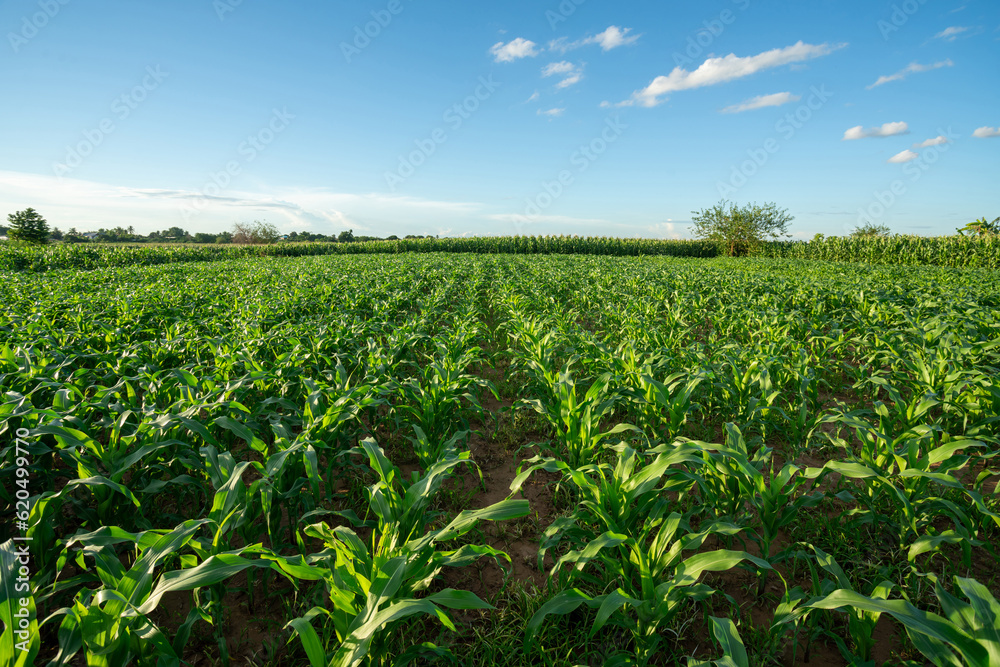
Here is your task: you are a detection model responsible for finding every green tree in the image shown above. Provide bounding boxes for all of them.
[850,222,892,238]
[232,220,280,244]
[690,200,792,256]
[957,217,999,237]
[338,228,356,243]
[6,208,51,244]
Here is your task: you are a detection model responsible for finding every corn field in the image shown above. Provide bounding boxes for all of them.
[1,253,998,666]
[3,234,999,273]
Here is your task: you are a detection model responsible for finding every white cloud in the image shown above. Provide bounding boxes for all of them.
[720,92,801,114]
[555,73,582,89]
[537,108,565,118]
[490,38,539,63]
[934,26,969,41]
[542,61,575,76]
[0,170,483,236]
[621,41,846,107]
[550,25,640,53]
[973,126,1000,138]
[590,26,641,51]
[888,150,919,163]
[913,136,949,148]
[524,91,540,103]
[542,61,584,89]
[843,121,909,140]
[867,59,954,88]
[647,221,683,239]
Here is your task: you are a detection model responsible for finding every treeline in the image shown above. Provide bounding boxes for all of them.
[1,234,999,273]
[13,225,431,245]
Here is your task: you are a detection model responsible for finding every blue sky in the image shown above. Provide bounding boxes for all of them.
[1,0,998,239]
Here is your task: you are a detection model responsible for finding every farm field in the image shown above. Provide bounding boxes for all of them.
[2,252,999,666]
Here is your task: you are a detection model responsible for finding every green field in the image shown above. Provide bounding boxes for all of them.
[2,253,999,666]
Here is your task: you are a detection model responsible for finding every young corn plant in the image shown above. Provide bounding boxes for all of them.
[521,362,637,469]
[395,338,494,466]
[714,355,783,439]
[683,424,823,593]
[816,410,986,563]
[286,438,529,667]
[783,572,999,667]
[630,370,705,443]
[40,519,300,667]
[777,544,896,666]
[513,444,771,666]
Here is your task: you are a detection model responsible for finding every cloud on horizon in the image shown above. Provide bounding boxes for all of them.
[0,170,484,236]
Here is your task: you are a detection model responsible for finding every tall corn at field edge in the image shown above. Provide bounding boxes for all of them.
[2,234,998,272]
[756,235,1000,269]
[0,237,720,271]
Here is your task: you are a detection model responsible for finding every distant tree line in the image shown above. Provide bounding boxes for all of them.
[2,209,437,245]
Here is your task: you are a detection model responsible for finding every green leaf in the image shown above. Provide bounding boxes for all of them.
[525,589,593,652]
[285,612,329,667]
[137,553,260,615]
[804,590,989,667]
[426,589,493,610]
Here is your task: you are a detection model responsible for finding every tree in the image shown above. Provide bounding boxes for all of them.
[691,200,792,257]
[338,229,356,244]
[165,226,188,242]
[957,217,999,237]
[232,220,279,245]
[6,208,51,244]
[850,222,891,238]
